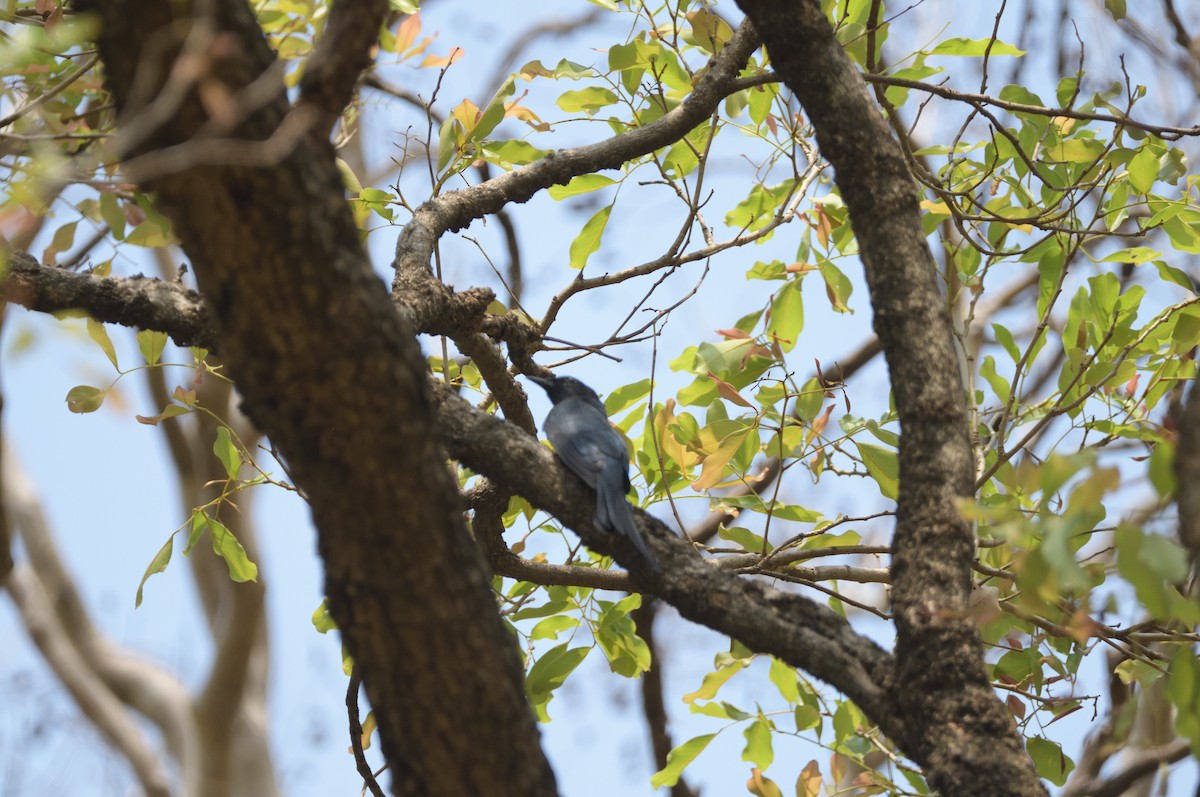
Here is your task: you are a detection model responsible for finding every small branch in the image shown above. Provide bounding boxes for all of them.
[0,51,100,129]
[392,20,762,316]
[864,73,1200,140]
[1061,739,1189,797]
[347,668,386,797]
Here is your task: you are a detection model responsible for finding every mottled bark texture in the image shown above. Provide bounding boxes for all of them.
[71,2,557,795]
[732,1,1046,795]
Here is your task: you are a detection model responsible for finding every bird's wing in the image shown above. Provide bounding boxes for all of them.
[544,399,628,488]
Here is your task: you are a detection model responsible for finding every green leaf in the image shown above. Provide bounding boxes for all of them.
[529,615,580,641]
[137,329,168,366]
[683,660,746,703]
[473,76,515,142]
[336,157,364,193]
[65,385,106,414]
[604,379,652,414]
[992,323,1020,362]
[567,204,612,270]
[208,516,258,583]
[436,116,460,173]
[479,139,547,168]
[742,718,774,770]
[1149,441,1176,497]
[718,525,771,553]
[1127,146,1159,193]
[43,220,77,264]
[980,355,1011,402]
[526,643,589,720]
[86,318,119,369]
[556,87,618,114]
[768,658,800,703]
[818,260,853,313]
[766,279,804,351]
[1099,247,1161,265]
[1104,0,1126,20]
[548,174,616,200]
[135,535,174,607]
[1026,737,1074,786]
[929,37,1024,57]
[651,734,716,789]
[312,599,337,633]
[595,611,651,677]
[793,704,821,732]
[99,191,126,240]
[855,442,899,500]
[213,426,241,479]
[135,404,192,426]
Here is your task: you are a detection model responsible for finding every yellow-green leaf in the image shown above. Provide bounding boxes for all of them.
[213,426,241,479]
[568,203,612,270]
[312,598,337,633]
[929,37,1024,57]
[86,318,119,369]
[548,174,616,200]
[742,718,774,770]
[135,535,174,608]
[651,734,716,789]
[208,516,259,583]
[855,442,899,500]
[137,329,168,366]
[65,385,106,413]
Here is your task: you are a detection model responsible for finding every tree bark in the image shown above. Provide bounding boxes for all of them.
[71,2,558,795]
[732,1,1046,794]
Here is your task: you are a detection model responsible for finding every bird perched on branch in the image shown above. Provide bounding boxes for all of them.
[528,373,658,570]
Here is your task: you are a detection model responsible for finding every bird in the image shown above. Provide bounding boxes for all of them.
[528,373,659,570]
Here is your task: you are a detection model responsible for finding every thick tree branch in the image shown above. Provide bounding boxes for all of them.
[391,19,761,329]
[2,249,216,350]
[1174,381,1200,568]
[6,568,174,797]
[74,2,558,795]
[297,0,389,138]
[732,1,1043,794]
[432,383,900,737]
[3,443,196,764]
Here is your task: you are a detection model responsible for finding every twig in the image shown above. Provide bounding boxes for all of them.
[347,668,386,797]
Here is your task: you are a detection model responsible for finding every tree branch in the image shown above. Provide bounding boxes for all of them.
[2,249,216,350]
[431,382,900,737]
[74,2,559,794]
[391,19,761,328]
[6,568,174,797]
[296,0,389,138]
[732,1,1043,794]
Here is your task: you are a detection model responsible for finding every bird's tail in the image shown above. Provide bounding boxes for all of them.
[595,470,659,570]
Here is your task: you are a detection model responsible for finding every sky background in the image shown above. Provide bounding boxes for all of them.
[1,1,1197,795]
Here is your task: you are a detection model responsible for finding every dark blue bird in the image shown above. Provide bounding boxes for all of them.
[529,374,658,570]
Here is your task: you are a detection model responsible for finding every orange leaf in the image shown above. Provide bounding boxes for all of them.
[421,47,463,69]
[811,404,834,436]
[706,371,753,408]
[746,768,783,797]
[394,14,421,54]
[797,761,822,797]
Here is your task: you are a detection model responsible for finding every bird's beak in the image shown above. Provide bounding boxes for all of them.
[528,374,555,391]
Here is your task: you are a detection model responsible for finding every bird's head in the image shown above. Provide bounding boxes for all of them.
[528,374,603,406]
